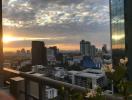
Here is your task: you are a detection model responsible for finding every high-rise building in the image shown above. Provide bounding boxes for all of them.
[80,40,86,55]
[32,41,47,66]
[110,0,132,80]
[90,45,96,57]
[80,40,91,56]
[110,0,125,66]
[85,41,91,56]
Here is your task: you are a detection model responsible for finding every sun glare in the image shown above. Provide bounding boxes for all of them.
[3,35,23,43]
[3,35,63,44]
[112,34,125,41]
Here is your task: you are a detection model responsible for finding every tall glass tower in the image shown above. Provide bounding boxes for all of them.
[110,0,126,66]
[110,0,132,80]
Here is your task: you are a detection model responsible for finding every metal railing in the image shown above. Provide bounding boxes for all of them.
[3,68,87,100]
[2,68,124,100]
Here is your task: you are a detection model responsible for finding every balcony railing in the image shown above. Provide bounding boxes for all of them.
[1,68,124,100]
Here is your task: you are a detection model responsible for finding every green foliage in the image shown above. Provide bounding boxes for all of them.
[58,86,85,100]
[86,95,105,100]
[106,65,126,82]
[85,87,106,100]
[69,91,84,100]
[105,61,132,100]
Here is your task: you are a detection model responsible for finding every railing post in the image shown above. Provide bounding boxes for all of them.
[39,81,47,100]
[64,89,69,100]
[10,77,24,100]
[57,87,69,100]
[0,0,4,87]
[25,78,30,100]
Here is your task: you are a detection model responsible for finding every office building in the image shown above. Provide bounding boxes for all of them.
[47,48,56,65]
[32,41,47,66]
[80,40,86,55]
[110,0,126,65]
[90,45,96,57]
[68,69,106,89]
[85,41,91,56]
[80,40,91,56]
[110,0,132,80]
[80,40,97,57]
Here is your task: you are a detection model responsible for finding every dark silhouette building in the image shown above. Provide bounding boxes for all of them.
[32,41,47,66]
[110,0,132,80]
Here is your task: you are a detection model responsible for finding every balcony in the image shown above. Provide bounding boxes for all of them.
[0,67,125,100]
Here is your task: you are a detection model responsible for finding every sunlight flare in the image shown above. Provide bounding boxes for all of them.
[3,35,65,44]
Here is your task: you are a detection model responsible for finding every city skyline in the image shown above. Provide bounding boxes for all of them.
[2,0,110,52]
[3,40,108,53]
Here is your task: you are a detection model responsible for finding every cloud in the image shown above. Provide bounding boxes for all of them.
[3,0,109,27]
[2,0,110,51]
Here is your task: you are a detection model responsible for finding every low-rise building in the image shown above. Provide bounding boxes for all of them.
[68,69,107,89]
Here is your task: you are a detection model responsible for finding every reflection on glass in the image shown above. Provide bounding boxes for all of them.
[111,0,125,50]
[110,0,126,66]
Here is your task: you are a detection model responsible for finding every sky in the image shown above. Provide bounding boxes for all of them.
[2,0,110,52]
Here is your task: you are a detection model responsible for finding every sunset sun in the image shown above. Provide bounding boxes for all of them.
[3,35,23,43]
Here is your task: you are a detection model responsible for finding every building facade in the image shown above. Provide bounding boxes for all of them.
[90,45,96,57]
[80,40,94,56]
[80,40,86,55]
[110,0,132,80]
[68,70,106,89]
[32,41,47,66]
[85,41,91,56]
[110,0,126,66]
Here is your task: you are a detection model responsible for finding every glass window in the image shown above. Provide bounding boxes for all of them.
[111,0,125,50]
[110,0,126,65]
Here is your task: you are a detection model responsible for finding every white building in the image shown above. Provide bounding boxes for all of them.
[46,86,58,99]
[28,73,58,99]
[32,65,45,73]
[20,60,31,67]
[68,69,107,89]
[68,71,80,84]
[47,48,56,65]
[54,67,67,79]
[94,56,103,68]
